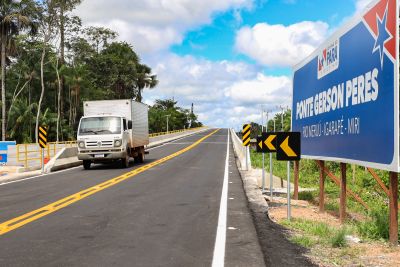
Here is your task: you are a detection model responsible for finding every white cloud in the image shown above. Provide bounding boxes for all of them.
[143,53,291,128]
[355,0,373,14]
[75,0,253,54]
[235,21,329,67]
[225,73,291,105]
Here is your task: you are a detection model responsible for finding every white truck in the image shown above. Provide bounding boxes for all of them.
[77,99,149,169]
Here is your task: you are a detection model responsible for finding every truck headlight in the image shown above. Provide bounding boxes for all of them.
[78,141,85,148]
[114,140,122,147]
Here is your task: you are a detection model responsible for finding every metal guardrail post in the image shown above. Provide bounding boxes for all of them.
[17,145,20,162]
[24,144,28,168]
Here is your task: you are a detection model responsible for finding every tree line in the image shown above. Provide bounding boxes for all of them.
[0,0,201,143]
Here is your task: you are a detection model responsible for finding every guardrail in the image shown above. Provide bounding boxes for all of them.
[16,142,76,169]
[14,127,206,168]
[230,129,251,170]
[149,127,205,137]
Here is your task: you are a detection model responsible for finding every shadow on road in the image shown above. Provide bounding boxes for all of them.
[251,209,317,267]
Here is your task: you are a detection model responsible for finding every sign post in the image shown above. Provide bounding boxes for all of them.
[276,132,301,220]
[242,124,251,171]
[257,130,301,220]
[270,121,276,198]
[38,126,48,174]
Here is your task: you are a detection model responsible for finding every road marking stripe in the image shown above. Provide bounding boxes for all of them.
[0,129,220,236]
[212,129,230,267]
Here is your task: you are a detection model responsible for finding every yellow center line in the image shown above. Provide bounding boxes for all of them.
[0,129,220,236]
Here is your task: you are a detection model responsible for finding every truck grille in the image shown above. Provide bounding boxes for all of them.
[85,140,114,148]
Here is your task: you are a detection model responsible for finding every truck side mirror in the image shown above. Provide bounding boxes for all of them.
[128,121,132,129]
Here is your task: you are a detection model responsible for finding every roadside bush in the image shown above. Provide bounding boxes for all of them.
[330,228,348,247]
[298,191,315,202]
[357,206,389,240]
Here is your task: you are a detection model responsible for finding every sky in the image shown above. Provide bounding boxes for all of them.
[74,0,372,129]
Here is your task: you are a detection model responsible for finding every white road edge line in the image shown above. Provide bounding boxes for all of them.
[0,166,82,186]
[212,129,229,267]
[0,130,211,187]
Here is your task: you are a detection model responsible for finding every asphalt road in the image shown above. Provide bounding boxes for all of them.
[0,129,265,267]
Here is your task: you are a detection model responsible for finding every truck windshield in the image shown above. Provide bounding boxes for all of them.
[79,117,121,135]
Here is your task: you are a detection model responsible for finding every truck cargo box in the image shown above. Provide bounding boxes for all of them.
[83,99,149,147]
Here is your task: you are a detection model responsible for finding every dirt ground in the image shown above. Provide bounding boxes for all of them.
[267,196,400,267]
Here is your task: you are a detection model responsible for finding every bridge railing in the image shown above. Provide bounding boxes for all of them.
[149,127,205,137]
[12,127,206,169]
[15,141,77,169]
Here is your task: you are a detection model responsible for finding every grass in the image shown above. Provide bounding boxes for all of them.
[251,149,400,242]
[297,191,315,202]
[330,228,348,248]
[282,218,348,248]
[289,235,316,248]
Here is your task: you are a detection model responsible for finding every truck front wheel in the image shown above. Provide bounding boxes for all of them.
[121,152,130,168]
[83,160,91,170]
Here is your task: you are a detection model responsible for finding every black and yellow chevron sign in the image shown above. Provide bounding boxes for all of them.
[242,124,251,146]
[256,132,277,153]
[276,132,301,161]
[38,126,48,148]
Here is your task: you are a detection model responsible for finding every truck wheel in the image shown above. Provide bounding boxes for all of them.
[138,152,144,163]
[121,153,129,168]
[83,160,91,170]
[134,152,144,163]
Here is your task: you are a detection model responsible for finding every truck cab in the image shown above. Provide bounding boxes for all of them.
[77,100,149,170]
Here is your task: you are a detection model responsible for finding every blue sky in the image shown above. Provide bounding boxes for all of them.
[75,0,369,128]
[171,0,355,65]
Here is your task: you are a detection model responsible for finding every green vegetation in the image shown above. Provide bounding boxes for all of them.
[282,218,349,248]
[148,99,202,133]
[330,228,348,248]
[0,0,201,143]
[251,150,400,241]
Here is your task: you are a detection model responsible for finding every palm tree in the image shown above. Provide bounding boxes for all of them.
[0,0,37,140]
[135,63,158,102]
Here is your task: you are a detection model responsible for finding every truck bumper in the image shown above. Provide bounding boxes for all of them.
[78,151,127,161]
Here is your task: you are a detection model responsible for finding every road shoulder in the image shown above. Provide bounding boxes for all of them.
[225,138,266,266]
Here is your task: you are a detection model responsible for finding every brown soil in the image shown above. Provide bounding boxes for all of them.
[267,196,400,267]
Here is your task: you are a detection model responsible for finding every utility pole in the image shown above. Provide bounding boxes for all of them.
[165,114,171,134]
[279,105,285,131]
[261,108,269,194]
[277,106,285,187]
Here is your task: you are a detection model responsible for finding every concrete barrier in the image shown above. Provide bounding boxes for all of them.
[230,128,251,170]
[44,148,80,173]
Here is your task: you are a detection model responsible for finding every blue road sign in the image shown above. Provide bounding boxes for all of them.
[292,0,398,171]
[0,141,16,164]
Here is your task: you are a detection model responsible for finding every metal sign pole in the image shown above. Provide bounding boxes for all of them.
[41,148,44,174]
[287,161,291,220]
[270,153,273,199]
[261,109,265,192]
[270,118,275,199]
[245,147,248,171]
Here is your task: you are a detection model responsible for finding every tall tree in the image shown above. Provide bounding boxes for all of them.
[85,26,117,54]
[54,1,81,140]
[0,0,37,140]
[35,0,57,143]
[135,63,158,102]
